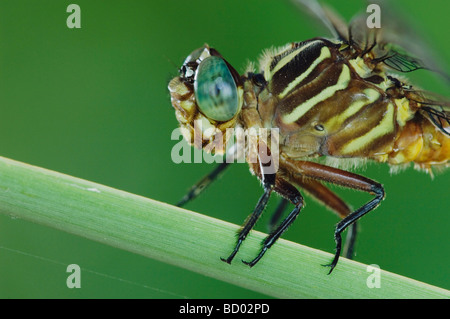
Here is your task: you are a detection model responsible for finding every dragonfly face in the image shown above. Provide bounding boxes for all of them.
[168,45,243,154]
[169,1,450,274]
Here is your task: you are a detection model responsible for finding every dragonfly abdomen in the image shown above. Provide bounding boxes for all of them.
[388,111,450,169]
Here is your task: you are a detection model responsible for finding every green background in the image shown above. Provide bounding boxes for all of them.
[0,0,448,298]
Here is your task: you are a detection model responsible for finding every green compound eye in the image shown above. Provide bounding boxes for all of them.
[194,56,239,122]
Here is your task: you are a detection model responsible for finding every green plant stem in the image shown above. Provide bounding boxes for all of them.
[0,156,448,298]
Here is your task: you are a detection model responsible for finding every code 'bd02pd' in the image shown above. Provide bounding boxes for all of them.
[168,0,450,274]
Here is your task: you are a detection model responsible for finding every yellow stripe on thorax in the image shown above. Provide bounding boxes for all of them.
[282,64,351,124]
[325,88,380,129]
[265,40,320,82]
[278,46,331,99]
[341,102,395,154]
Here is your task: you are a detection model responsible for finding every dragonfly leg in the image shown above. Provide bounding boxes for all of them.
[268,179,358,259]
[267,198,289,232]
[176,162,230,207]
[283,160,385,274]
[221,145,277,264]
[220,181,274,264]
[292,177,357,260]
[242,178,304,267]
[325,186,383,274]
[220,167,276,264]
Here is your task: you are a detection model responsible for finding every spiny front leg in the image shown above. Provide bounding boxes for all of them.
[242,178,304,267]
[220,181,274,264]
[220,158,276,264]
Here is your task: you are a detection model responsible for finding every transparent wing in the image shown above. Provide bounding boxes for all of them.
[407,89,450,136]
[422,105,450,136]
[367,0,450,79]
[373,47,426,73]
[288,0,349,40]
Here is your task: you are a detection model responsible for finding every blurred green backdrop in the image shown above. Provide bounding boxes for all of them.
[0,0,448,298]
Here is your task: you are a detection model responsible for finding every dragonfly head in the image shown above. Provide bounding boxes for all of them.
[168,45,243,154]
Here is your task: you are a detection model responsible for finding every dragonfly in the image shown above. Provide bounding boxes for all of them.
[168,0,450,274]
